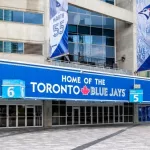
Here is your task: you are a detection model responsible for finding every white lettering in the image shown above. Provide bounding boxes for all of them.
[53,84,60,94]
[46,83,52,93]
[30,82,37,92]
[62,75,81,83]
[73,86,80,95]
[37,83,46,93]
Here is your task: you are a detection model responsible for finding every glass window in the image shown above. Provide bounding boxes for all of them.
[78,26,90,35]
[91,45,106,59]
[101,0,114,5]
[103,29,114,37]
[79,43,91,57]
[106,46,115,58]
[68,34,79,43]
[4,10,23,22]
[0,41,3,52]
[24,43,42,55]
[68,25,78,33]
[4,42,23,53]
[106,58,114,66]
[79,14,91,26]
[68,5,78,13]
[78,7,91,15]
[103,17,114,29]
[24,12,43,25]
[91,36,104,45]
[0,105,7,127]
[0,9,3,20]
[106,38,114,46]
[60,106,66,116]
[91,16,102,27]
[91,11,102,16]
[68,13,80,25]
[68,42,79,55]
[91,27,102,36]
[79,35,91,44]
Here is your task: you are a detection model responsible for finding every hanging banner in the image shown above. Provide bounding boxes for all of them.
[49,0,68,58]
[137,0,150,71]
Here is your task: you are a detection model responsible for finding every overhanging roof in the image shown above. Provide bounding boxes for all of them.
[68,0,133,24]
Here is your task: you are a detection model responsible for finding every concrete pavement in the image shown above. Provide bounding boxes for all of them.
[0,125,149,150]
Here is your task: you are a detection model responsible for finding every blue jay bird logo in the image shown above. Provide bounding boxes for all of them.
[56,0,61,7]
[139,4,150,19]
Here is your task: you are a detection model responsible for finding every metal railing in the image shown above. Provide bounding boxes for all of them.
[50,59,132,75]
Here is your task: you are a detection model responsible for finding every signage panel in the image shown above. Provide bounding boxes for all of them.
[0,60,150,102]
[2,80,25,99]
[129,89,143,103]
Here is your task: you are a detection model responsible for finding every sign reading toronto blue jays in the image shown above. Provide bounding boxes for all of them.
[137,0,150,71]
[1,60,150,102]
[49,0,68,58]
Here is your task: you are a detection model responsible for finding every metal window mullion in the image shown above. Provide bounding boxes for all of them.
[66,106,67,125]
[113,105,115,124]
[108,107,109,124]
[16,105,18,127]
[91,107,92,124]
[79,107,80,125]
[97,106,98,124]
[34,106,35,126]
[85,106,87,124]
[7,105,9,127]
[102,106,104,124]
[25,105,27,127]
[72,106,73,125]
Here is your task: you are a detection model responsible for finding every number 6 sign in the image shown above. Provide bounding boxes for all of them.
[2,80,25,99]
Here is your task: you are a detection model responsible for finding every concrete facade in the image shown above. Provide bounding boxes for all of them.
[0,0,136,72]
[116,0,136,73]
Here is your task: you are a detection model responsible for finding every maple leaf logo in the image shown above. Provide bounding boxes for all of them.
[81,85,90,95]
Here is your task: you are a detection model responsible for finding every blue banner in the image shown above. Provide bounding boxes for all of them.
[137,0,150,71]
[49,0,68,58]
[0,60,150,102]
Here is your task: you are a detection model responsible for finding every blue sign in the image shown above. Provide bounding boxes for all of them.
[129,89,143,103]
[2,80,25,99]
[0,60,150,102]
[50,0,68,58]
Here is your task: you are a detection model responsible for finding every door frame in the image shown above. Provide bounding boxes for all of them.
[72,107,80,125]
[26,106,35,127]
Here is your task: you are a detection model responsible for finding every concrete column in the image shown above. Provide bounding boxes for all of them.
[116,0,136,74]
[43,101,52,127]
[133,103,139,124]
[43,0,50,60]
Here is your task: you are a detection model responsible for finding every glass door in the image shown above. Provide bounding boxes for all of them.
[35,106,42,126]
[18,105,25,127]
[9,105,16,127]
[86,107,91,124]
[104,107,108,123]
[109,106,114,123]
[0,105,7,127]
[26,107,34,126]
[73,108,79,125]
[115,106,119,123]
